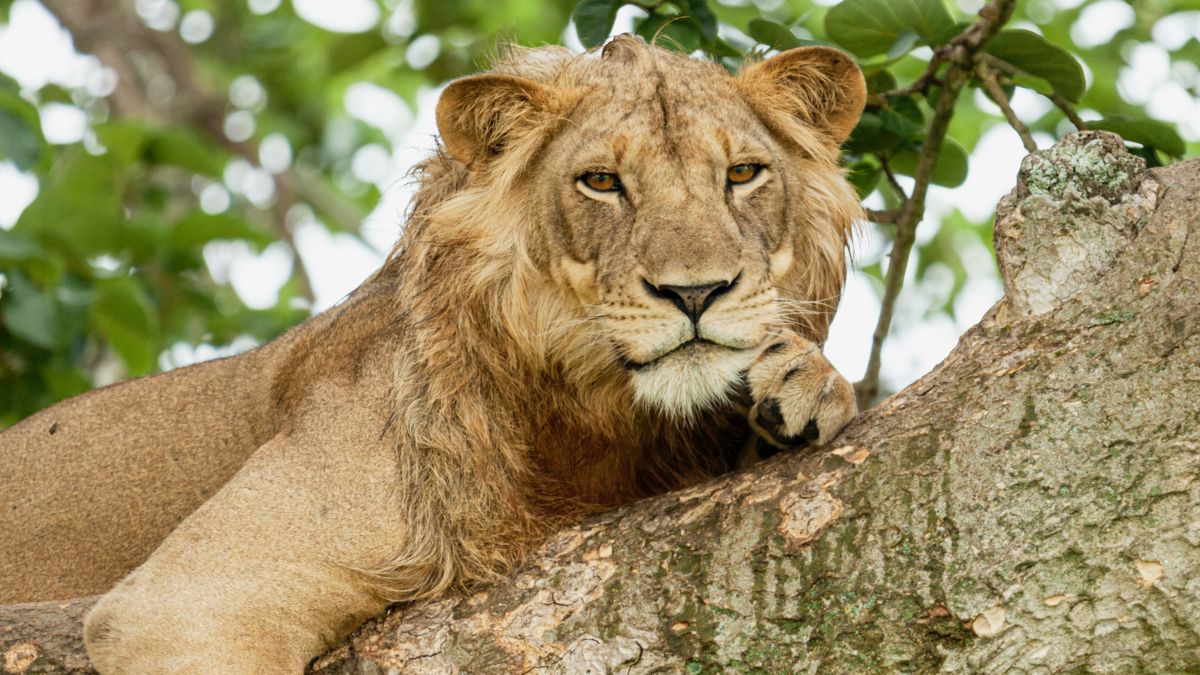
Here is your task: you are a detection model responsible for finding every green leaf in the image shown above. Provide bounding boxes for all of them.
[867,70,897,94]
[1008,72,1055,97]
[41,362,93,401]
[146,126,228,176]
[747,18,804,51]
[90,277,159,375]
[747,18,801,51]
[0,228,39,262]
[1,271,65,350]
[94,120,154,167]
[638,13,702,53]
[878,105,923,137]
[825,0,955,57]
[169,211,275,250]
[846,161,882,199]
[986,29,1086,103]
[845,111,902,153]
[573,0,622,48]
[706,37,743,59]
[15,149,125,256]
[889,137,969,187]
[1089,116,1186,158]
[0,90,46,171]
[886,30,920,61]
[681,0,717,43]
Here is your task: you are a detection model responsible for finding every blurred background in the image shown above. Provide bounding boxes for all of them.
[0,0,1196,425]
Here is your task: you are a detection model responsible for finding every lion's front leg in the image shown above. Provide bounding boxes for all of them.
[738,332,857,467]
[83,427,412,674]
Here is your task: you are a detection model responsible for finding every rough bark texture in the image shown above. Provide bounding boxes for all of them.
[4,132,1199,672]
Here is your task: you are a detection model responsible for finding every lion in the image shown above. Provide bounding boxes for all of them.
[0,36,865,672]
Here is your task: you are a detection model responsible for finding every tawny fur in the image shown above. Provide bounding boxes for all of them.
[0,37,865,673]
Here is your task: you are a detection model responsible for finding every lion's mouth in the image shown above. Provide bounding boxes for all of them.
[619,338,745,371]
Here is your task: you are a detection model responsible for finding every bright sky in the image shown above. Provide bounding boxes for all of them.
[1,0,1198,392]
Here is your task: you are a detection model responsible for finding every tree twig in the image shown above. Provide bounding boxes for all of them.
[975,63,1037,153]
[865,209,899,225]
[855,0,1019,408]
[870,56,945,104]
[1048,92,1087,131]
[880,159,909,201]
[982,54,1087,131]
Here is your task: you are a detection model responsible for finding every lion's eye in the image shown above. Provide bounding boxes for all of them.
[581,172,621,192]
[727,164,761,185]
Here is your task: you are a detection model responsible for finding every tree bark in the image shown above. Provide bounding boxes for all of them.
[4,132,1199,672]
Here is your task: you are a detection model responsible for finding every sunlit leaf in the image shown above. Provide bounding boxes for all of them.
[1089,116,1186,159]
[825,0,955,57]
[986,29,1085,103]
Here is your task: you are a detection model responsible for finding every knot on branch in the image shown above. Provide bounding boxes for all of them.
[993,131,1160,319]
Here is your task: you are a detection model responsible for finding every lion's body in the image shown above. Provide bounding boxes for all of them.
[0,38,865,672]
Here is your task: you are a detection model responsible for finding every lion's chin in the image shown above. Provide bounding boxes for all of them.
[629,342,756,420]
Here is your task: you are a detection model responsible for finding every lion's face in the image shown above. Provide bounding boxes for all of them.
[435,39,865,418]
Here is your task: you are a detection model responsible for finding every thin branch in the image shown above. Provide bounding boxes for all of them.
[880,159,909,201]
[975,63,1038,153]
[982,54,1087,131]
[871,57,945,104]
[865,209,899,225]
[856,0,1019,408]
[1048,92,1087,131]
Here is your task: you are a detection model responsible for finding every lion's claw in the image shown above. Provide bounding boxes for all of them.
[740,333,856,464]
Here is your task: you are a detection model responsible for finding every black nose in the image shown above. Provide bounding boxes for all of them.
[643,276,738,323]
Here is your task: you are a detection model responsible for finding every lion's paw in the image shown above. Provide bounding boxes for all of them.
[742,334,857,463]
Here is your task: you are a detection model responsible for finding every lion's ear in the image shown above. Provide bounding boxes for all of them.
[436,74,554,166]
[739,46,866,145]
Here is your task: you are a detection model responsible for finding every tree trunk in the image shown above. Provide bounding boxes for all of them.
[4,132,1199,673]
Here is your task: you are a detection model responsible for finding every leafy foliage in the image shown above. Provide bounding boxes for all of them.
[0,0,1195,424]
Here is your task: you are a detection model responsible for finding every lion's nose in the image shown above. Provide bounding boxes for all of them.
[642,275,738,324]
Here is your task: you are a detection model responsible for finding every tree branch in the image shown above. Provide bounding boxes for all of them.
[975,63,1037,153]
[865,209,898,225]
[855,0,1019,408]
[981,54,1087,131]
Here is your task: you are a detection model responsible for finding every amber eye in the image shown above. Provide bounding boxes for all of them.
[581,172,621,192]
[727,163,761,185]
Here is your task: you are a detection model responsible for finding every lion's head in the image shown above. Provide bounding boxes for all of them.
[405,36,864,419]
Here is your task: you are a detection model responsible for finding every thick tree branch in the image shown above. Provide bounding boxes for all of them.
[856,0,1019,407]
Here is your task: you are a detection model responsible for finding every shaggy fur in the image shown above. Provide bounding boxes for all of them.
[0,37,864,672]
